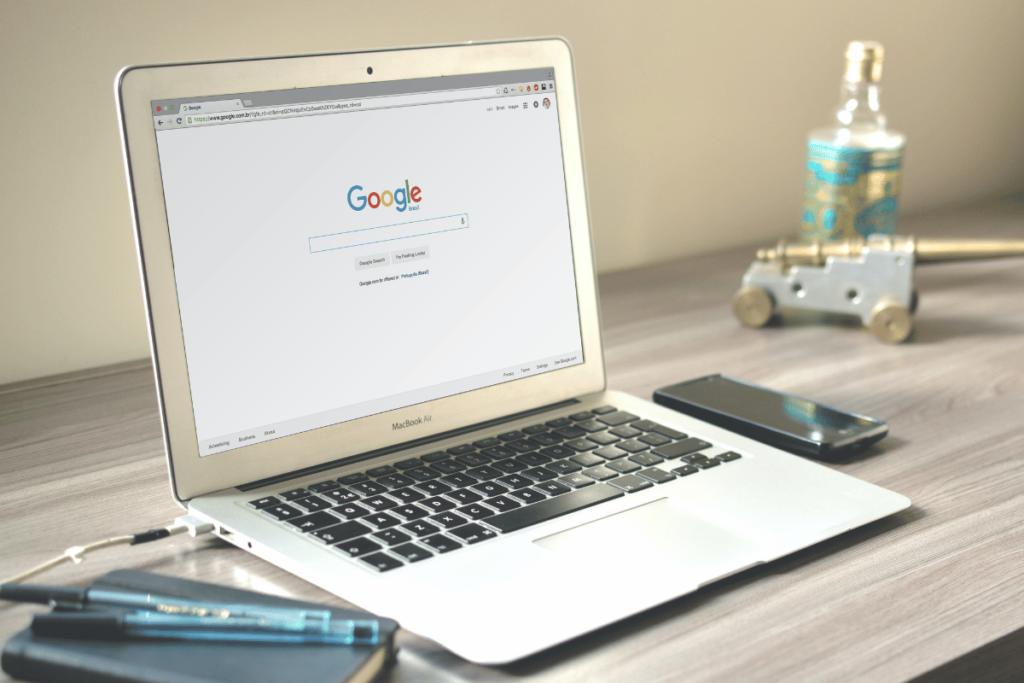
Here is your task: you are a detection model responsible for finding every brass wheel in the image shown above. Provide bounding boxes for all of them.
[732,286,775,328]
[869,299,913,343]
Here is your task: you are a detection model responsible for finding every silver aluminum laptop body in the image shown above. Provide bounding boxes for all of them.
[117,39,910,664]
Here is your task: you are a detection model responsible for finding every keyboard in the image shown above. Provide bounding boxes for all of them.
[246,406,742,572]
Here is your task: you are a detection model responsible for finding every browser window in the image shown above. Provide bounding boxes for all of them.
[152,68,583,456]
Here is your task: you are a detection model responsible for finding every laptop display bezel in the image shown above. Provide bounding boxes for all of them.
[116,39,605,502]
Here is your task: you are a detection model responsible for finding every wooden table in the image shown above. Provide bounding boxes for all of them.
[2,198,1023,682]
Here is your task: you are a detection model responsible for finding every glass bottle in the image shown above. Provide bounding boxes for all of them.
[801,41,906,241]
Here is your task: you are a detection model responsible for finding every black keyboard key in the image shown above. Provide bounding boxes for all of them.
[553,425,587,440]
[458,503,495,520]
[506,439,537,454]
[420,496,457,513]
[582,466,618,481]
[364,512,401,529]
[638,433,673,447]
[446,488,483,505]
[360,553,404,572]
[671,464,699,477]
[484,496,521,512]
[430,459,466,474]
[653,437,712,459]
[545,417,572,428]
[334,502,371,520]
[617,439,650,453]
[420,451,449,462]
[321,520,371,541]
[404,466,440,482]
[546,459,583,475]
[685,454,713,465]
[593,445,628,460]
[393,458,422,470]
[591,405,617,414]
[366,465,397,478]
[570,452,605,467]
[392,504,429,521]
[338,473,369,485]
[361,495,397,512]
[587,432,620,445]
[534,480,571,496]
[607,459,641,474]
[569,411,594,421]
[287,511,343,532]
[565,438,598,452]
[391,543,433,563]
[390,487,426,504]
[449,523,498,544]
[247,496,280,509]
[632,420,687,439]
[528,432,562,446]
[431,511,468,529]
[441,472,477,488]
[508,488,547,504]
[576,419,607,433]
[486,485,624,533]
[522,424,549,435]
[638,468,676,484]
[693,458,721,469]
[630,452,664,466]
[608,474,653,493]
[373,528,412,545]
[467,465,503,480]
[498,473,533,489]
[333,537,381,557]
[497,430,526,441]
[471,481,508,497]
[263,504,303,521]
[376,473,415,489]
[473,437,501,449]
[293,496,332,513]
[414,480,452,496]
[482,445,517,459]
[323,488,361,504]
[610,425,643,439]
[492,458,527,473]
[350,481,388,496]
[403,520,440,537]
[455,452,491,467]
[718,451,743,462]
[447,444,476,456]
[517,452,552,467]
[596,411,639,426]
[307,480,341,493]
[559,473,595,488]
[541,445,575,459]
[278,488,310,501]
[522,467,557,482]
[312,524,364,545]
[421,534,462,553]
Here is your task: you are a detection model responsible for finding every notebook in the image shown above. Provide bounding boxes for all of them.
[115,38,911,664]
[1,570,398,683]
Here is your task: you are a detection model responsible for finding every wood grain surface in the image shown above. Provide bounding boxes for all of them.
[2,198,1022,682]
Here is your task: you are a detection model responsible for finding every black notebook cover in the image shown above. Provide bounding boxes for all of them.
[1,570,399,683]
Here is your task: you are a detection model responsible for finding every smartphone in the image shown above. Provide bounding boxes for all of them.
[653,374,888,460]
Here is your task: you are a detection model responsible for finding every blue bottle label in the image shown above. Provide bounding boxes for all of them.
[801,141,904,241]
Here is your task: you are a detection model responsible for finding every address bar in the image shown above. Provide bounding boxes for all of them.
[185,87,511,127]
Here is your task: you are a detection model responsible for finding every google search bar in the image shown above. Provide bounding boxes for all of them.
[309,214,470,253]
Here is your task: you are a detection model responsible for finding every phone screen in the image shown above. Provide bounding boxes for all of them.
[669,376,881,443]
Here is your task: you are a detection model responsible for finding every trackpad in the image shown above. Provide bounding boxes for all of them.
[534,498,761,577]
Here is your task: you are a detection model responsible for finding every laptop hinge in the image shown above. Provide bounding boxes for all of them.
[236,398,580,492]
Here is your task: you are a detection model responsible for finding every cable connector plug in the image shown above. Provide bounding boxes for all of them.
[172,514,216,538]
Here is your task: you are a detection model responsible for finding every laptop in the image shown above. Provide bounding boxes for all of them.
[116,38,910,664]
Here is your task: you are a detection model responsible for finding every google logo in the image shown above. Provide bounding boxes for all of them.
[347,181,422,212]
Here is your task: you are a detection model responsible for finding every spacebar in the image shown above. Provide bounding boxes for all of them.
[486,485,624,533]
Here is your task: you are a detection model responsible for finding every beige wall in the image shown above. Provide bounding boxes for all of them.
[2,0,1024,385]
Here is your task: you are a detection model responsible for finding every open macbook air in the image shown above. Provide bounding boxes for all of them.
[116,38,910,664]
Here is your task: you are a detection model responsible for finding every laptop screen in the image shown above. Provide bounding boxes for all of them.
[150,68,584,457]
